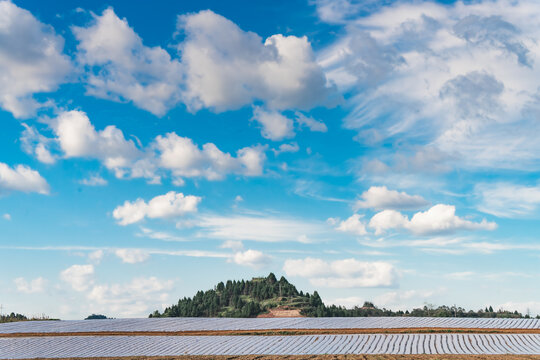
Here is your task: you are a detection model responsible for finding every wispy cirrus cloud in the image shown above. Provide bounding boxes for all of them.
[317,0,540,171]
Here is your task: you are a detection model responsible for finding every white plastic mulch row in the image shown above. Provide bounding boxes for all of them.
[0,334,539,358]
[1,317,539,334]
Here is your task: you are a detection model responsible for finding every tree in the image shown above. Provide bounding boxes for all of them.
[84,314,108,320]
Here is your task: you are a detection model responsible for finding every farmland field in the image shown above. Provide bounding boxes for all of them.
[1,334,539,358]
[1,317,539,334]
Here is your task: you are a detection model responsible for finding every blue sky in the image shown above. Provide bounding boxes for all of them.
[1,0,539,319]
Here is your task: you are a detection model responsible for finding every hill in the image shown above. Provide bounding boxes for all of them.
[150,273,537,319]
[150,273,317,318]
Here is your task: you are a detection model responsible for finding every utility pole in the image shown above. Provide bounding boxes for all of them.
[0,304,3,317]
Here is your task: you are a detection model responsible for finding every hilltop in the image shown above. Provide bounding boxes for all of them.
[150,273,537,319]
[150,273,317,318]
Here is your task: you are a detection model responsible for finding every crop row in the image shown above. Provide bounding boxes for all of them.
[1,317,539,334]
[1,334,539,358]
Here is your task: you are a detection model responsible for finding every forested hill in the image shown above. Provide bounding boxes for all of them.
[150,273,316,318]
[149,273,536,319]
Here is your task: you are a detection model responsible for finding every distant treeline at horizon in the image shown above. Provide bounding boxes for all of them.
[150,273,540,319]
[0,313,56,323]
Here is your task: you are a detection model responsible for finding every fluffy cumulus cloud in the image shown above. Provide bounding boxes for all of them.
[24,110,267,183]
[317,0,540,170]
[335,214,367,235]
[0,1,71,118]
[14,277,46,294]
[368,204,497,235]
[178,10,336,112]
[273,143,300,156]
[356,186,428,210]
[155,132,266,181]
[71,8,337,118]
[283,257,398,288]
[60,264,94,292]
[252,107,295,141]
[73,8,183,116]
[475,182,540,218]
[114,249,150,263]
[0,162,49,194]
[113,191,201,225]
[230,249,271,269]
[51,110,141,178]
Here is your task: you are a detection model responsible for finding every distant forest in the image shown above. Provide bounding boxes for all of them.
[0,313,28,323]
[150,273,539,319]
[0,313,56,323]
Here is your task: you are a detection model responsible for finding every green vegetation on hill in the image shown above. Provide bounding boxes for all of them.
[151,273,308,318]
[150,273,539,319]
[84,314,109,320]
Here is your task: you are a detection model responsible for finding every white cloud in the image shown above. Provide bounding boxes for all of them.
[73,8,183,116]
[369,204,497,235]
[252,107,295,141]
[138,227,188,242]
[155,132,266,181]
[14,277,46,294]
[328,288,439,309]
[295,112,328,132]
[86,276,174,317]
[60,264,94,292]
[0,162,49,194]
[283,257,398,288]
[318,0,540,171]
[313,0,382,24]
[197,214,329,243]
[0,1,71,118]
[52,110,141,178]
[475,182,540,218]
[234,195,244,203]
[3,213,11,221]
[178,10,336,112]
[20,124,57,164]
[327,296,366,309]
[32,110,267,183]
[368,209,409,235]
[336,214,367,235]
[374,289,438,309]
[220,240,244,251]
[231,249,271,269]
[356,186,428,210]
[79,175,107,186]
[272,142,300,156]
[113,191,201,225]
[88,250,104,263]
[496,301,540,317]
[114,249,149,264]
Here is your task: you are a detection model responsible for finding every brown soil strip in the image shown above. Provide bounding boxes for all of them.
[2,327,540,338]
[11,355,540,360]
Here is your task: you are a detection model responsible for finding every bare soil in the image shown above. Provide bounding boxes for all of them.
[257,308,303,318]
[2,327,540,338]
